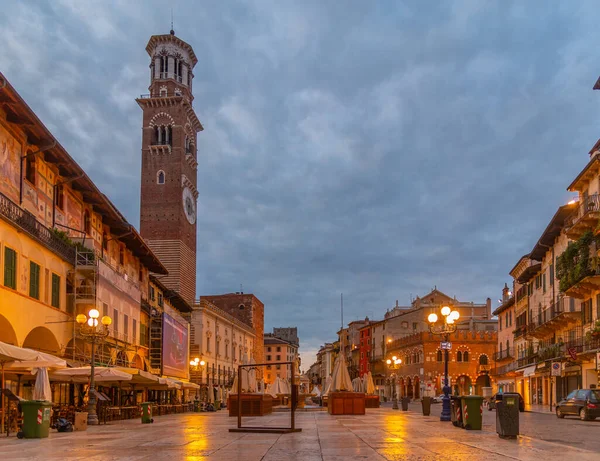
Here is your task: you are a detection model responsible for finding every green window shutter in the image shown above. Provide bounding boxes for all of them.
[51,273,60,308]
[29,261,40,299]
[4,247,16,289]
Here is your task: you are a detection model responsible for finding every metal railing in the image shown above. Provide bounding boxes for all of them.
[494,348,513,361]
[564,193,600,229]
[0,191,76,263]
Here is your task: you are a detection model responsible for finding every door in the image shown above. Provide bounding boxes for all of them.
[562,390,578,414]
[574,390,589,415]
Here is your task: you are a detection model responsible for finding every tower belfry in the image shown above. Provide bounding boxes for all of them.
[136,31,202,305]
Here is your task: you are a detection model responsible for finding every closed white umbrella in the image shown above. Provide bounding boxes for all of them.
[311,385,321,397]
[207,377,214,403]
[230,373,239,395]
[352,377,362,392]
[323,354,352,397]
[32,367,52,401]
[366,372,376,395]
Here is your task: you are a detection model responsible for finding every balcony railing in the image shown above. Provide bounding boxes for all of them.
[493,361,518,376]
[528,298,581,338]
[564,194,600,238]
[513,326,527,339]
[0,191,76,263]
[494,348,514,361]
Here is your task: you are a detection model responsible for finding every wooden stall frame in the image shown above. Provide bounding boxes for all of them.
[229,361,302,434]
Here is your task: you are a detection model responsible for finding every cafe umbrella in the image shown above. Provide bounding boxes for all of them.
[0,341,67,433]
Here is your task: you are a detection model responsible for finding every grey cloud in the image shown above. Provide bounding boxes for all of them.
[2,0,600,366]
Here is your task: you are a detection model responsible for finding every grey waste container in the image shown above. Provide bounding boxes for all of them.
[496,393,519,439]
[401,397,409,411]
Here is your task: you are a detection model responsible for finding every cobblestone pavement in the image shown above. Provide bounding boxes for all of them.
[1,407,599,461]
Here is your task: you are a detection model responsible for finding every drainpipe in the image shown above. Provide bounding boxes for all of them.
[20,141,56,205]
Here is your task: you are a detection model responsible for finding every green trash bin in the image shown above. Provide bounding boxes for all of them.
[460,395,484,430]
[193,400,200,412]
[20,400,52,438]
[141,402,154,423]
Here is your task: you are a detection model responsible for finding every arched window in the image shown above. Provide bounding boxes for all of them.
[456,351,462,362]
[159,87,167,97]
[506,340,510,354]
[83,210,91,234]
[463,351,469,362]
[479,355,488,365]
[499,343,503,355]
[437,350,443,362]
[157,171,165,184]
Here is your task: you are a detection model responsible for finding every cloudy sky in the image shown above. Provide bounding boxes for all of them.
[1,1,599,366]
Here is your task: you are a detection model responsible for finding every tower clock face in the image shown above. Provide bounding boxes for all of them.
[182,187,196,225]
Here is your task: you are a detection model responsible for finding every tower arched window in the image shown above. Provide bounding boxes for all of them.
[157,171,165,184]
[479,355,488,365]
[463,351,469,362]
[456,351,462,362]
[83,210,91,235]
[160,56,167,77]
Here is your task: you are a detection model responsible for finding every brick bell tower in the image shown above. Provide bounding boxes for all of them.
[137,29,202,305]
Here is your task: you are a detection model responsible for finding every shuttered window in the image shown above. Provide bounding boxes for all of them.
[51,273,60,308]
[29,261,40,299]
[3,247,17,289]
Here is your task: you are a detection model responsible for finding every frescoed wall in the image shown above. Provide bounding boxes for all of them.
[0,123,21,203]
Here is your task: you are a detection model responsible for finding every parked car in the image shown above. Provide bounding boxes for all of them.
[556,389,600,421]
[487,393,524,412]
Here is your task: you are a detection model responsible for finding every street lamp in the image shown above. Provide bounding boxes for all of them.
[385,356,402,410]
[190,357,206,398]
[76,308,112,425]
[428,305,459,422]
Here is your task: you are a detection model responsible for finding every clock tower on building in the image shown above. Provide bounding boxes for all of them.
[137,30,202,305]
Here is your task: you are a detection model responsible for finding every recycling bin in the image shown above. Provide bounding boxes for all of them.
[20,400,52,438]
[460,395,484,430]
[401,397,409,411]
[496,393,519,439]
[451,396,462,427]
[141,402,153,423]
[421,397,431,416]
[193,400,200,412]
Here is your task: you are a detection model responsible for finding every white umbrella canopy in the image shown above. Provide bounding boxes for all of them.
[323,354,352,397]
[0,341,66,434]
[365,372,376,395]
[50,366,133,383]
[32,367,52,401]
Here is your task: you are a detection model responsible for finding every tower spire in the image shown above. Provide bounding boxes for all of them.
[170,8,174,35]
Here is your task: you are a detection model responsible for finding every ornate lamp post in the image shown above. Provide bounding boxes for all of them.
[427,305,459,422]
[190,357,206,399]
[76,308,112,425]
[385,356,402,410]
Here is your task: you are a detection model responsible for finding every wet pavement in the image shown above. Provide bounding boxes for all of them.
[0,406,598,460]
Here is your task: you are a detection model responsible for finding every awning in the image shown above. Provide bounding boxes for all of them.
[116,367,160,385]
[496,380,515,385]
[523,365,537,377]
[173,379,200,390]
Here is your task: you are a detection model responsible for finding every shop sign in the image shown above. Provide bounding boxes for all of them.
[440,341,452,350]
[567,347,577,361]
[551,362,561,377]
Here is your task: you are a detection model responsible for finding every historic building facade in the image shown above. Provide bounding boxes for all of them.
[263,335,299,385]
[188,298,256,389]
[0,72,168,372]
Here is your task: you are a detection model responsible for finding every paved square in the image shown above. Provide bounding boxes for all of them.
[0,407,598,461]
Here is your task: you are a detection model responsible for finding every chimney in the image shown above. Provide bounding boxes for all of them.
[395,300,399,308]
[502,283,510,303]
[486,297,492,319]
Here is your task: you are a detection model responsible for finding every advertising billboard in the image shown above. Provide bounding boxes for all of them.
[162,313,189,379]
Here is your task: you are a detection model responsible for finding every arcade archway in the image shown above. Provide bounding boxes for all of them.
[0,314,18,345]
[22,326,60,354]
